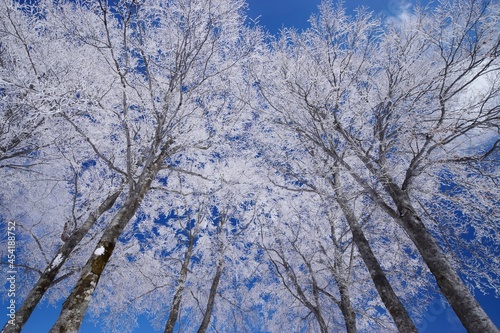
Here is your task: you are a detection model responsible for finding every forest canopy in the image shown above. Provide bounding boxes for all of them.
[0,0,499,332]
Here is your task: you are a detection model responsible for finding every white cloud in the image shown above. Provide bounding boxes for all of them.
[387,0,413,20]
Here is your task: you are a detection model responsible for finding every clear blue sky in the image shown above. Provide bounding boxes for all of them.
[5,1,500,332]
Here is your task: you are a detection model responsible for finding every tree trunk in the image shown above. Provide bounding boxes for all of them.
[329,144,498,332]
[284,256,329,333]
[385,183,499,333]
[48,142,171,333]
[196,261,223,333]
[48,191,143,333]
[1,189,121,333]
[164,233,195,333]
[312,305,329,333]
[337,280,357,333]
[330,238,357,333]
[334,186,417,333]
[332,172,417,333]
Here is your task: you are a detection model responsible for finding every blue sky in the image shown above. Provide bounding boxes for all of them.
[4,0,500,332]
[246,0,322,33]
[246,0,410,34]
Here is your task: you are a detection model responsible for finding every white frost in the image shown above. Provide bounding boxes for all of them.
[94,246,105,256]
[51,254,64,268]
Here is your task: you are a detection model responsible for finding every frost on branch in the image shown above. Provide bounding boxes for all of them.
[1,0,499,332]
[94,246,105,256]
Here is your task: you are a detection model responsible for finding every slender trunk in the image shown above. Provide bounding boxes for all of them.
[197,212,227,333]
[196,261,223,333]
[385,183,499,333]
[164,234,195,333]
[305,264,329,333]
[313,306,329,333]
[330,240,357,333]
[335,191,417,333]
[48,151,168,333]
[266,246,328,333]
[337,280,357,333]
[1,189,121,333]
[285,258,328,333]
[324,220,357,333]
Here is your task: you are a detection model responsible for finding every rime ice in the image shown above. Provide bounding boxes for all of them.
[51,254,64,269]
[94,246,105,256]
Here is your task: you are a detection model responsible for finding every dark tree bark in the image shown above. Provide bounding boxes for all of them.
[196,209,229,333]
[196,261,223,333]
[48,145,170,333]
[1,189,121,333]
[384,182,499,333]
[163,230,196,333]
[266,246,329,333]
[327,136,498,333]
[337,280,357,333]
[333,179,418,333]
[48,192,144,333]
[319,236,358,333]
[337,141,498,333]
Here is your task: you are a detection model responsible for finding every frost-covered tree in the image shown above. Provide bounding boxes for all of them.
[258,194,362,333]
[254,0,500,332]
[82,166,262,333]
[253,144,430,332]
[0,160,122,333]
[1,0,499,332]
[0,1,72,167]
[39,0,255,331]
[1,2,126,330]
[2,0,255,331]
